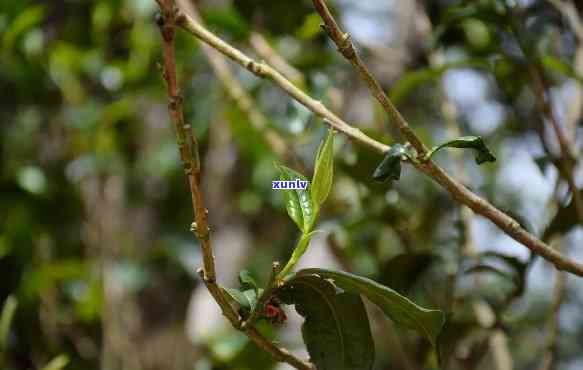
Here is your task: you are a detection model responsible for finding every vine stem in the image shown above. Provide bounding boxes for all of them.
[156,1,313,369]
[172,4,583,277]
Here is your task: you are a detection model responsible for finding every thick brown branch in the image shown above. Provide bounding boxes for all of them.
[158,0,215,281]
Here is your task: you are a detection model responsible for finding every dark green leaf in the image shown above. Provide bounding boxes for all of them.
[543,189,583,240]
[465,264,514,280]
[372,144,410,182]
[465,252,528,307]
[427,136,496,165]
[0,295,18,350]
[379,253,436,294]
[279,274,375,370]
[311,128,335,208]
[276,164,316,232]
[296,269,445,347]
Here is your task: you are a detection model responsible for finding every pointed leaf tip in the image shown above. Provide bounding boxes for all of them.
[311,128,335,207]
[427,136,496,165]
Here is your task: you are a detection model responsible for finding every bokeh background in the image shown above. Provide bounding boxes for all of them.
[1,0,582,369]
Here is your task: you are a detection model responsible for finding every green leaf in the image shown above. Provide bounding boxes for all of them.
[389,59,489,104]
[42,354,69,370]
[539,55,583,84]
[543,189,583,240]
[223,287,263,314]
[464,252,528,309]
[427,136,496,165]
[372,144,410,182]
[311,128,335,208]
[0,295,18,350]
[2,5,45,52]
[275,164,316,232]
[279,274,375,370]
[379,253,437,294]
[239,270,259,293]
[296,269,445,347]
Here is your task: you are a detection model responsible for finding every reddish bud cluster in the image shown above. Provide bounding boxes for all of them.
[264,299,287,325]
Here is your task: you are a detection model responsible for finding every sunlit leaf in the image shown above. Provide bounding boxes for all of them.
[311,128,335,208]
[275,164,315,232]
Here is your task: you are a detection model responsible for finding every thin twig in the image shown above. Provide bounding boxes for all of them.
[175,11,389,154]
[312,0,427,155]
[539,245,566,370]
[173,9,583,277]
[547,0,583,42]
[178,0,288,158]
[308,2,583,276]
[528,65,583,221]
[434,51,514,370]
[250,32,306,86]
[243,262,282,328]
[156,2,313,369]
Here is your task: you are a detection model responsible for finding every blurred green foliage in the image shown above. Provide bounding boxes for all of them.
[1,0,582,369]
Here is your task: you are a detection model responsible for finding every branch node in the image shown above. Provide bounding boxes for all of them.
[246,60,266,77]
[337,33,356,59]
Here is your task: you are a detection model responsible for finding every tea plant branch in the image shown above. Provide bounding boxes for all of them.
[173,8,583,277]
[547,0,583,42]
[539,245,566,370]
[178,1,288,158]
[196,269,313,370]
[528,65,583,221]
[242,262,281,328]
[434,53,514,370]
[250,32,306,86]
[311,0,583,276]
[156,2,313,369]
[312,0,427,155]
[175,10,389,154]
